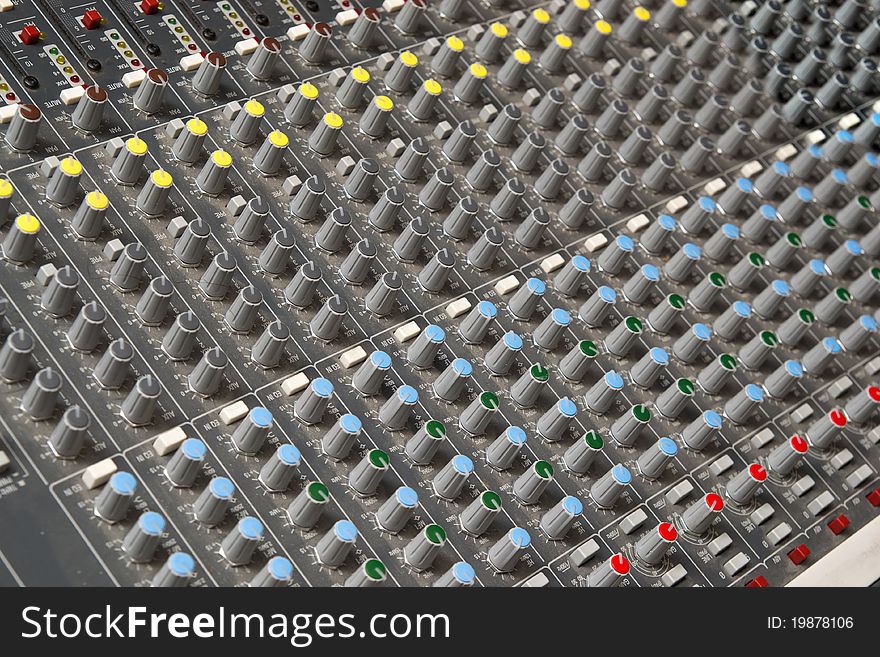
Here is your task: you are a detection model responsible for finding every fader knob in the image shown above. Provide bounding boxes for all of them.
[71,85,107,132]
[133,69,169,114]
[191,52,226,96]
[5,103,41,152]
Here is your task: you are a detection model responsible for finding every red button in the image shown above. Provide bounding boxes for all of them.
[788,544,810,565]
[866,487,880,507]
[828,514,850,535]
[140,0,160,14]
[82,10,103,30]
[19,25,41,45]
[746,575,768,588]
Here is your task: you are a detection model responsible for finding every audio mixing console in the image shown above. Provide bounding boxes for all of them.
[0,0,878,589]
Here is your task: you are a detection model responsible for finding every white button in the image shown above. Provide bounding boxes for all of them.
[153,426,188,456]
[394,321,421,343]
[82,459,118,490]
[281,372,310,396]
[708,532,732,556]
[340,346,368,369]
[661,563,687,587]
[723,552,750,577]
[219,401,249,425]
[445,298,472,319]
[569,538,599,567]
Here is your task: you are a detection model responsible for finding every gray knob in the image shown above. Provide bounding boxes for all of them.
[308,112,342,156]
[349,449,390,496]
[246,37,281,79]
[314,207,350,253]
[348,7,380,48]
[584,370,624,414]
[407,324,444,370]
[489,179,524,221]
[681,493,724,534]
[5,103,41,151]
[395,138,429,182]
[161,312,199,361]
[536,396,578,442]
[67,302,105,352]
[49,405,91,459]
[344,559,387,587]
[806,409,847,449]
[739,330,778,370]
[378,385,418,430]
[365,272,401,316]
[230,406,273,455]
[135,169,173,216]
[767,435,809,476]
[343,158,378,201]
[336,66,371,109]
[458,300,497,345]
[532,88,565,128]
[250,556,295,588]
[764,360,804,399]
[94,471,137,523]
[579,19,612,57]
[287,481,329,529]
[71,85,107,132]
[777,308,815,347]
[655,378,695,419]
[20,366,61,420]
[368,185,404,231]
[384,51,418,92]
[310,295,346,342]
[497,48,532,88]
[507,277,544,321]
[605,316,643,358]
[418,248,455,293]
[465,149,500,192]
[196,149,232,195]
[579,286,617,327]
[151,552,196,587]
[488,527,531,572]
[284,261,321,309]
[220,516,263,566]
[173,219,210,267]
[258,442,300,492]
[252,129,288,175]
[164,437,206,488]
[198,252,235,301]
[459,391,499,436]
[435,462,479,519]
[442,121,476,163]
[40,265,78,318]
[123,511,166,563]
[815,286,851,324]
[171,118,207,163]
[647,293,685,334]
[444,196,478,239]
[466,226,503,270]
[697,354,738,394]
[596,99,629,139]
[635,522,678,565]
[394,0,425,33]
[540,496,583,540]
[405,419,446,465]
[533,308,571,352]
[404,524,446,571]
[553,256,591,297]
[610,404,651,447]
[393,216,429,261]
[321,414,361,461]
[453,62,487,103]
[187,348,226,398]
[673,323,712,363]
[725,383,765,424]
[284,82,318,126]
[45,158,81,207]
[232,197,268,244]
[622,264,661,305]
[220,286,260,335]
[122,375,161,425]
[460,490,502,535]
[352,350,391,396]
[845,386,880,424]
[110,137,148,185]
[636,437,678,479]
[94,338,132,390]
[802,337,842,376]
[726,463,767,505]
[840,315,878,352]
[299,23,331,64]
[640,214,676,255]
[587,553,630,586]
[630,347,669,389]
[578,141,612,181]
[433,358,472,402]
[476,22,507,62]
[408,79,442,121]
[682,410,724,451]
[484,332,522,376]
[509,363,549,408]
[338,239,376,286]
[294,377,333,425]
[513,461,553,504]
[851,267,880,304]
[376,486,418,534]
[191,52,225,95]
[70,190,108,240]
[192,477,235,526]
[486,425,527,470]
[590,464,631,508]
[512,132,545,173]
